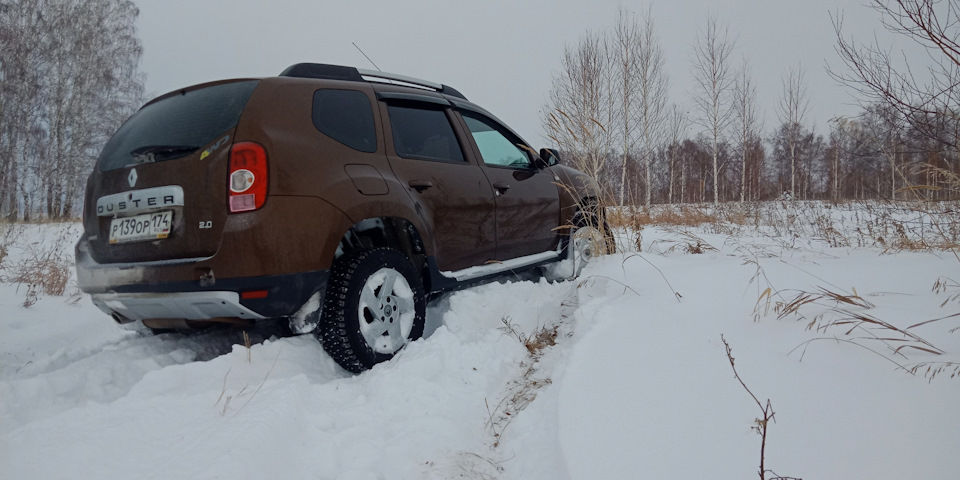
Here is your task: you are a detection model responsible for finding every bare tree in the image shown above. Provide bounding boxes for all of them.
[610,8,641,207]
[46,0,143,218]
[827,117,850,201]
[691,14,736,205]
[665,104,689,204]
[546,31,615,188]
[860,103,907,199]
[0,0,46,220]
[635,9,669,209]
[0,0,143,220]
[574,7,669,210]
[776,64,810,198]
[733,58,761,203]
[831,0,960,153]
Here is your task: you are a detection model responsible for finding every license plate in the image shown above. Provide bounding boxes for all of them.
[109,211,173,244]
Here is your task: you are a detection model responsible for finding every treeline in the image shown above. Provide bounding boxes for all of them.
[546,2,960,207]
[597,104,958,204]
[0,0,143,221]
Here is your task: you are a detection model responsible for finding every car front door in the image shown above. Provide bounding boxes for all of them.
[456,109,560,261]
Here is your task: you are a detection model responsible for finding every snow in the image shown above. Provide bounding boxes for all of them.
[2,206,959,479]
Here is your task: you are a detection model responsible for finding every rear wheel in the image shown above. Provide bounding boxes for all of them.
[318,248,426,373]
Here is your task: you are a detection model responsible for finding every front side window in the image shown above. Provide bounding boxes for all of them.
[313,89,377,153]
[461,112,532,169]
[387,105,465,162]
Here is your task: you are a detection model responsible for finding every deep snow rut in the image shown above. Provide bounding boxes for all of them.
[0,321,290,431]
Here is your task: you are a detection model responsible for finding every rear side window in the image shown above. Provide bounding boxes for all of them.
[98,80,259,171]
[312,89,377,152]
[387,105,464,162]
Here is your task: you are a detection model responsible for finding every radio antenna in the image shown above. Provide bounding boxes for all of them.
[352,42,382,72]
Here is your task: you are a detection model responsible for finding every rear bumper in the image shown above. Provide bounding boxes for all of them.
[78,255,329,321]
[91,291,266,322]
[76,195,346,321]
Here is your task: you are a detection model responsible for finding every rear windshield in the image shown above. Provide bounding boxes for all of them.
[98,80,260,171]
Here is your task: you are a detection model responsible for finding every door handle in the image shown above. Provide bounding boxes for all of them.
[493,183,510,195]
[408,180,433,192]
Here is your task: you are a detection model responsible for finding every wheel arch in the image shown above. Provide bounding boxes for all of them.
[335,216,435,290]
[551,164,605,233]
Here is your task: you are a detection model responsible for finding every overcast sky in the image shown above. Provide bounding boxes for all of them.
[133,0,926,146]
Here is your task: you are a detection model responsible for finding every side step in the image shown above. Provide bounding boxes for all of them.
[441,250,561,283]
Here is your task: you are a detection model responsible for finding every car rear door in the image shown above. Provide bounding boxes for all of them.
[84,80,260,265]
[377,94,497,272]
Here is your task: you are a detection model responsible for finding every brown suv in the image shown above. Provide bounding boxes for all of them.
[76,63,606,372]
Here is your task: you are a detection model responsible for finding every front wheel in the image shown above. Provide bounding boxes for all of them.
[318,248,426,373]
[542,209,611,281]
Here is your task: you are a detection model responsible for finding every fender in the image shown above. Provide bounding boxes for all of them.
[550,164,603,229]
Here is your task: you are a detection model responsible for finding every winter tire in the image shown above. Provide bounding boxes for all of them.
[318,248,426,373]
[568,210,606,277]
[543,206,613,281]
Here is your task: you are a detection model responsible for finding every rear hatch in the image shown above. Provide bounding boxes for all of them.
[83,79,260,264]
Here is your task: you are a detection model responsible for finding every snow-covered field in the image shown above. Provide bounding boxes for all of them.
[1,202,958,479]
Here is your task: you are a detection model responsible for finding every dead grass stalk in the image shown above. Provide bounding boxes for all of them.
[721,335,801,480]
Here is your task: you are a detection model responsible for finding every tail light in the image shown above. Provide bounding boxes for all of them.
[228,142,268,213]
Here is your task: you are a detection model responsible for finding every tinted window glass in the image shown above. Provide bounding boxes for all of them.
[461,112,531,168]
[387,105,464,162]
[313,89,377,152]
[98,80,259,171]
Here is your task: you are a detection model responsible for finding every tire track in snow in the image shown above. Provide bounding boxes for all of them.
[0,321,291,431]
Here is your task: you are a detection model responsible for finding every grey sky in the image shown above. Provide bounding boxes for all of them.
[133,0,923,146]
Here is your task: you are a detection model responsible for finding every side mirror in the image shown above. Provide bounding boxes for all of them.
[539,148,560,167]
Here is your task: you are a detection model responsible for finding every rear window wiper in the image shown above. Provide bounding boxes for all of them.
[129,145,200,163]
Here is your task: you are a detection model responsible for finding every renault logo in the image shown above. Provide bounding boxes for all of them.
[128,168,138,188]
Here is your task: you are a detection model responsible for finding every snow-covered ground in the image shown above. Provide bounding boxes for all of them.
[1,203,958,479]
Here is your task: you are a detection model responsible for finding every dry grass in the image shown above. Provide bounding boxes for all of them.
[498,316,560,359]
[649,230,718,255]
[607,204,717,228]
[768,284,956,380]
[608,199,960,255]
[908,361,960,382]
[933,276,960,308]
[0,226,14,270]
[0,223,76,307]
[487,313,569,448]
[721,335,802,480]
[777,286,944,355]
[215,346,282,416]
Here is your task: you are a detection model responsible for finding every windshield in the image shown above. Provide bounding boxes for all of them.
[98,80,260,171]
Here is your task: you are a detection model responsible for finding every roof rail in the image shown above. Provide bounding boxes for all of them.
[279,63,467,100]
[357,68,441,91]
[279,63,363,82]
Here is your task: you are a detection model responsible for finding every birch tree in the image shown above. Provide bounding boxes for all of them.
[732,59,761,203]
[860,103,906,199]
[776,64,809,198]
[0,0,143,220]
[691,14,736,205]
[635,9,668,209]
[665,104,688,204]
[0,0,46,220]
[610,8,641,207]
[545,31,615,187]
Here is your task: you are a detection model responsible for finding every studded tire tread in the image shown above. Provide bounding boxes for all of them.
[317,248,426,373]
